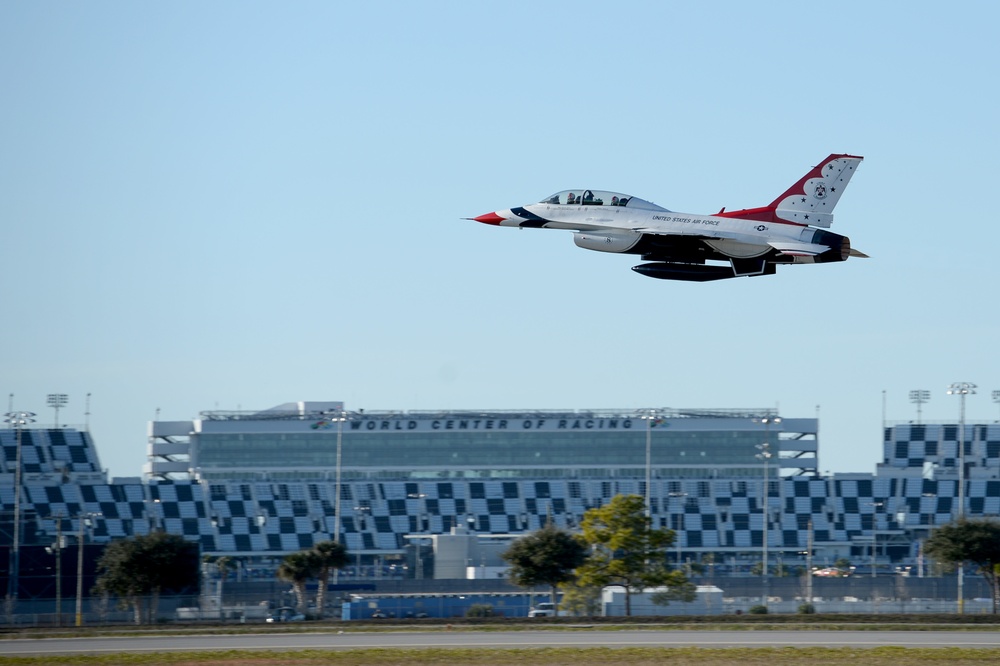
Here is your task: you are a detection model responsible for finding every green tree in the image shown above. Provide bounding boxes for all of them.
[94,532,199,624]
[501,523,589,607]
[313,540,350,617]
[214,555,237,580]
[649,578,697,606]
[277,549,322,616]
[576,494,690,616]
[558,579,603,616]
[924,517,1000,614]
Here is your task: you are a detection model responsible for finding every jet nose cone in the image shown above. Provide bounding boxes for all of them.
[471,212,505,225]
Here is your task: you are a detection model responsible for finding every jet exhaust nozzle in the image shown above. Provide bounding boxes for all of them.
[807,231,852,263]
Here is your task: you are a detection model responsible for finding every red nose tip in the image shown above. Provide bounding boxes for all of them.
[472,212,505,225]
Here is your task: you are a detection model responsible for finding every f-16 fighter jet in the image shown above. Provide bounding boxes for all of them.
[470,154,865,282]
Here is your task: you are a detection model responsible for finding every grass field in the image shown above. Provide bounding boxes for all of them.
[3,646,1000,666]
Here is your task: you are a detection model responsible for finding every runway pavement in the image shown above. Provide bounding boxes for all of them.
[4,628,1000,656]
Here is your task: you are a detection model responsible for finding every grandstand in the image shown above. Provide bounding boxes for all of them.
[3,402,1000,591]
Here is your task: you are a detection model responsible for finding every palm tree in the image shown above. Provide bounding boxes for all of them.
[277,550,321,615]
[313,540,349,617]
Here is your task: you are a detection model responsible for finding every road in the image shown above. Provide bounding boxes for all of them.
[4,629,1000,656]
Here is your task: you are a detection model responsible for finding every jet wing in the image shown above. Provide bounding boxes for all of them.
[767,241,832,257]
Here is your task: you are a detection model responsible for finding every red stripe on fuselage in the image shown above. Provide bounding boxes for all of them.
[714,206,806,226]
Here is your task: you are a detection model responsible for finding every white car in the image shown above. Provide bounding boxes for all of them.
[528,602,557,618]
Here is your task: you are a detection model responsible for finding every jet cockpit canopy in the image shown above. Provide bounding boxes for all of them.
[538,190,669,211]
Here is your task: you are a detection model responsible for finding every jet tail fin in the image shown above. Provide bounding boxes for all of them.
[769,154,863,228]
[718,154,863,228]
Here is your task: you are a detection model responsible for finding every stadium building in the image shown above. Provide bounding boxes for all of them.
[143,403,821,563]
[3,400,1000,596]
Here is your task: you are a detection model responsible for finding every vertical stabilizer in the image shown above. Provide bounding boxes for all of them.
[770,154,863,228]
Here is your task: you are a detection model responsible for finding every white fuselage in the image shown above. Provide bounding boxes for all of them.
[496,203,834,264]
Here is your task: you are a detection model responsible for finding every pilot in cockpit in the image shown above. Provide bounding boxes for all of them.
[566,192,576,204]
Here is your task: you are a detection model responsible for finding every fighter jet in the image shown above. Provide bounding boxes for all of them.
[470,154,865,282]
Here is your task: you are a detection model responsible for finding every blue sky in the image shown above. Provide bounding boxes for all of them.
[2,2,999,479]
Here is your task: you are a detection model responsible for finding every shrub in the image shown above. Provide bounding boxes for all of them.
[797,603,816,614]
[748,605,768,615]
[465,604,495,618]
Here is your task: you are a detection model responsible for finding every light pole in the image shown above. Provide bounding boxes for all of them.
[147,498,162,532]
[55,516,64,626]
[331,410,348,544]
[909,390,930,424]
[75,513,98,627]
[639,409,659,518]
[755,415,780,609]
[4,411,36,604]
[667,490,687,568]
[47,394,68,428]
[868,501,883,579]
[412,507,430,582]
[946,381,975,615]
[805,518,814,606]
[46,515,64,626]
